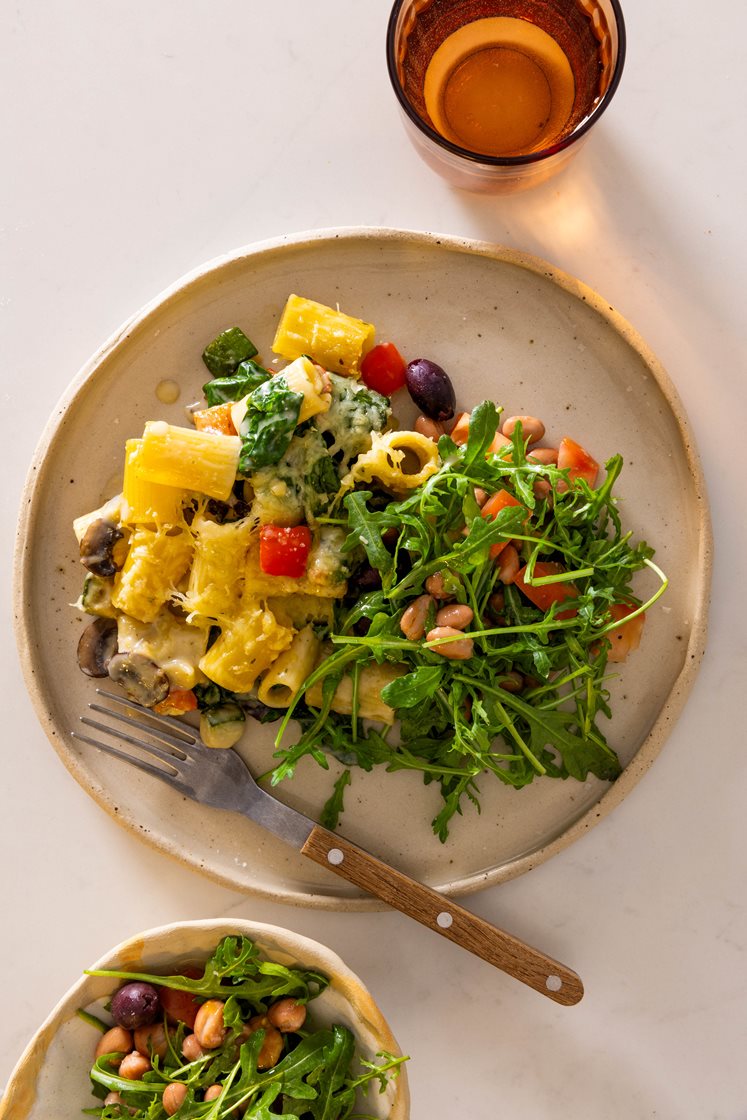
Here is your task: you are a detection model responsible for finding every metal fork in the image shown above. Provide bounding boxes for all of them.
[73,690,584,1005]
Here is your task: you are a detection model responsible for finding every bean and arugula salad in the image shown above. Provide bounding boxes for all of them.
[74,294,667,843]
[79,935,405,1118]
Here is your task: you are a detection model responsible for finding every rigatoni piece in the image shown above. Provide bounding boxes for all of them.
[272,294,375,375]
[138,421,240,501]
[198,600,294,694]
[111,526,193,623]
[305,662,407,724]
[277,356,331,423]
[182,515,252,620]
[340,430,440,494]
[122,439,185,526]
[257,626,322,708]
[266,594,335,629]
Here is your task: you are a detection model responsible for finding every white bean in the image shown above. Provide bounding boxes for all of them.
[400,594,434,640]
[435,604,474,630]
[502,415,545,445]
[414,415,445,441]
[426,627,474,660]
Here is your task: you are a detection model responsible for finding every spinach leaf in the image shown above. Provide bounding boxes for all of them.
[238,377,303,472]
[202,326,258,376]
[308,453,341,496]
[203,359,271,406]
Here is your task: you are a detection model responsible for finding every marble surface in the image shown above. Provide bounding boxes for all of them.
[1,1,745,1117]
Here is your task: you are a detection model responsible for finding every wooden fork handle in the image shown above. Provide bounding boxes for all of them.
[301,826,583,1006]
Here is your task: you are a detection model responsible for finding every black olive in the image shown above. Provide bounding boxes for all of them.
[110,983,161,1029]
[405,358,456,421]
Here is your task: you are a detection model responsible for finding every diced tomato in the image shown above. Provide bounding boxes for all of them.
[449,411,470,446]
[193,402,237,435]
[259,525,312,577]
[514,561,578,618]
[360,343,407,395]
[605,602,645,663]
[156,968,202,1029]
[487,431,512,455]
[154,689,198,716]
[557,437,599,487]
[481,489,524,559]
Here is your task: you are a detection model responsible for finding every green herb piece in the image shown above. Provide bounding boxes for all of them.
[308,453,341,497]
[203,359,271,406]
[237,377,303,472]
[202,326,258,376]
[203,701,245,729]
[381,666,443,709]
[320,769,351,830]
[76,1008,108,1033]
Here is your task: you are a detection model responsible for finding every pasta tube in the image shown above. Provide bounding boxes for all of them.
[272,294,375,375]
[257,625,322,708]
[183,515,252,620]
[138,421,240,502]
[199,600,294,693]
[266,595,335,629]
[305,662,407,725]
[122,439,185,526]
[111,526,194,623]
[340,430,440,494]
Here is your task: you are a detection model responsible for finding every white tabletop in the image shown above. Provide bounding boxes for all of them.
[2,2,745,1117]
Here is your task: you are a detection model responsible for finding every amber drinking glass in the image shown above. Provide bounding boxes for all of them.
[386,0,626,192]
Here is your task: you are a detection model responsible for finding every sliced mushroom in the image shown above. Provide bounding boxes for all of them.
[79,518,126,577]
[108,652,169,708]
[77,617,118,678]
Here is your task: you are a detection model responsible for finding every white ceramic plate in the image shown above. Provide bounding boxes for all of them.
[14,229,711,908]
[0,918,408,1120]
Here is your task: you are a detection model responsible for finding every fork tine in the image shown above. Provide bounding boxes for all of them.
[80,716,187,769]
[87,703,195,755]
[71,730,188,791]
[94,689,198,743]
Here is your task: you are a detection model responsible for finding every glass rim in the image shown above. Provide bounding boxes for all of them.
[385,0,627,168]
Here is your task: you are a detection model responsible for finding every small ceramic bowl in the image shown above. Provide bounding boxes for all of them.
[0,919,409,1119]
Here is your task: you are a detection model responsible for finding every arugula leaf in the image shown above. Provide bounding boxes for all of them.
[342,491,395,585]
[463,399,499,467]
[381,665,443,708]
[319,769,351,830]
[203,359,271,406]
[238,377,303,471]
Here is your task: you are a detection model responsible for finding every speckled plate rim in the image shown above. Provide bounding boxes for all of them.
[13,227,712,909]
[0,917,409,1119]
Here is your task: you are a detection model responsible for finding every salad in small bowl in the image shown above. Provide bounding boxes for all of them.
[0,920,408,1120]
